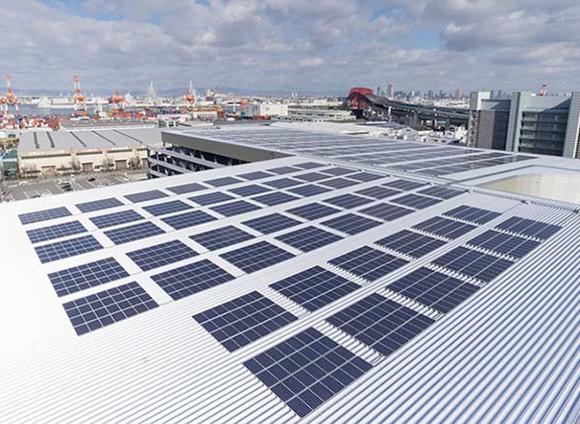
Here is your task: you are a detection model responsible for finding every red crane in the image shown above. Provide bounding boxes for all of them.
[4,74,19,113]
[72,75,87,112]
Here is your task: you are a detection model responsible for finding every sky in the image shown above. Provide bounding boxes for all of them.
[2,0,580,94]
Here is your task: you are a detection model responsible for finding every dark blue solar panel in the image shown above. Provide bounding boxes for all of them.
[27,221,87,243]
[287,203,341,220]
[388,267,479,313]
[126,240,197,271]
[322,214,382,235]
[329,246,408,281]
[356,186,401,199]
[238,171,274,180]
[161,210,217,229]
[433,246,514,282]
[19,207,71,225]
[76,198,123,213]
[90,210,144,229]
[104,222,165,244]
[495,217,561,241]
[266,166,301,174]
[467,230,540,258]
[294,162,324,169]
[323,194,373,209]
[35,235,102,264]
[347,172,383,182]
[48,257,129,297]
[205,176,244,187]
[210,200,261,217]
[383,179,427,191]
[252,192,300,206]
[391,193,442,210]
[220,241,294,273]
[443,205,501,225]
[190,225,254,250]
[270,266,360,311]
[193,291,298,351]
[189,192,235,206]
[276,226,343,252]
[263,178,302,189]
[413,216,476,239]
[125,190,168,203]
[243,327,372,417]
[327,293,434,356]
[242,213,302,234]
[166,182,207,194]
[417,186,464,200]
[319,178,359,189]
[359,203,413,221]
[152,259,235,300]
[320,167,355,176]
[293,172,329,182]
[376,230,446,258]
[229,184,271,197]
[143,200,192,216]
[287,184,331,197]
[62,282,158,335]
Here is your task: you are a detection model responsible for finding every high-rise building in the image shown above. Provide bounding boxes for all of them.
[467,91,511,150]
[386,83,394,98]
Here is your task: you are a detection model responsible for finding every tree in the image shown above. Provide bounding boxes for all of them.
[101,157,114,171]
[128,156,142,170]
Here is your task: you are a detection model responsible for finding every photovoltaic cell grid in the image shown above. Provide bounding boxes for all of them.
[387,267,480,313]
[323,194,373,209]
[162,210,217,230]
[294,162,324,169]
[220,241,295,273]
[242,213,302,234]
[359,203,413,221]
[63,281,158,335]
[376,230,446,258]
[252,192,300,206]
[417,186,465,200]
[152,259,235,300]
[189,192,235,206]
[166,182,207,194]
[276,226,343,252]
[355,186,400,200]
[126,240,197,271]
[467,230,540,259]
[294,172,330,182]
[383,179,426,191]
[413,216,477,239]
[495,217,561,241]
[205,176,244,187]
[229,184,271,197]
[211,200,261,217]
[125,190,168,203]
[193,291,298,352]
[322,213,382,235]
[35,235,103,264]
[391,193,442,210]
[319,178,359,189]
[443,205,501,225]
[327,293,435,356]
[321,167,355,176]
[243,327,372,417]
[433,246,514,282]
[288,184,331,197]
[19,207,71,225]
[329,246,408,281]
[104,222,165,244]
[271,266,360,312]
[263,178,303,189]
[347,172,384,182]
[76,198,123,213]
[26,221,87,243]
[238,171,274,180]
[142,200,192,216]
[267,166,301,174]
[190,225,254,250]
[90,210,144,229]
[287,203,341,220]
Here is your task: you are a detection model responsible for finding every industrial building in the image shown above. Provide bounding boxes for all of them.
[279,108,355,122]
[0,124,578,422]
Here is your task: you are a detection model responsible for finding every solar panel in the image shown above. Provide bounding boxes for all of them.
[323,194,373,209]
[125,190,168,203]
[210,200,261,217]
[327,293,434,356]
[220,241,295,273]
[152,259,235,300]
[48,257,129,297]
[287,203,341,220]
[433,246,514,282]
[266,166,301,174]
[322,213,382,235]
[142,200,192,216]
[126,240,197,271]
[19,207,71,225]
[329,246,408,281]
[161,210,217,230]
[443,205,501,225]
[205,176,244,187]
[189,192,235,206]
[293,172,330,182]
[252,192,300,206]
[376,230,446,258]
[412,216,477,239]
[417,186,464,200]
[387,267,480,313]
[319,178,359,189]
[242,213,302,234]
[288,184,331,197]
[229,184,271,197]
[320,167,355,176]
[294,161,324,169]
[90,210,144,229]
[243,327,372,418]
[193,291,298,352]
[359,203,413,221]
[26,221,87,243]
[467,229,541,258]
[35,235,103,264]
[76,198,123,213]
[495,217,561,241]
[166,182,207,194]
[270,266,360,312]
[355,186,400,199]
[276,226,343,252]
[263,178,302,189]
[104,222,165,244]
[62,282,158,335]
[347,172,383,182]
[190,225,254,250]
[383,179,426,191]
[238,171,274,180]
[390,193,442,210]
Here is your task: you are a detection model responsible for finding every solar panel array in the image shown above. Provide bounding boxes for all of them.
[35,235,102,263]
[19,207,71,225]
[276,226,343,252]
[125,190,168,203]
[322,213,382,235]
[26,221,87,243]
[376,229,446,258]
[190,225,254,250]
[221,241,295,273]
[242,213,301,234]
[104,222,165,244]
[329,246,408,281]
[75,198,123,213]
[90,210,144,229]
[126,240,197,271]
[142,200,192,216]
[162,210,217,229]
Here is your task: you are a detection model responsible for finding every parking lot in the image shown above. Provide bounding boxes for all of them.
[1,171,149,202]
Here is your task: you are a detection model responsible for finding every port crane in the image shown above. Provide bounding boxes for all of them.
[3,75,19,113]
[184,81,196,110]
[72,75,87,113]
[538,84,548,96]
